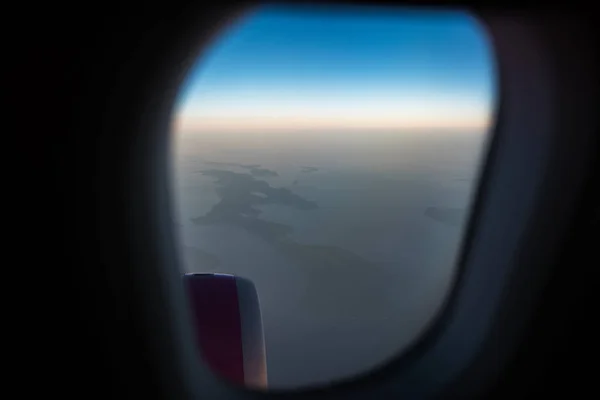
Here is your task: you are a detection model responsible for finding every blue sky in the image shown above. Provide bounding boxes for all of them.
[174,4,495,133]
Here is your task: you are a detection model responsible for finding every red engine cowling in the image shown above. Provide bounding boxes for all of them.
[183,273,267,389]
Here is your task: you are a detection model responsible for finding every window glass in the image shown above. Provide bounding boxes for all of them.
[172,4,495,390]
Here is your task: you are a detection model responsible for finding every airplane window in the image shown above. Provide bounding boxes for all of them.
[171,4,496,390]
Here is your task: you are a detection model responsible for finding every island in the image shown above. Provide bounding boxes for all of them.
[300,166,319,173]
[192,168,396,317]
[425,207,465,227]
[200,161,279,178]
[183,245,221,271]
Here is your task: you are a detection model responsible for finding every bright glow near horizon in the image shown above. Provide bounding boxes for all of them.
[174,5,495,133]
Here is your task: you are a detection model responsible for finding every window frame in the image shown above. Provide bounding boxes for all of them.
[112,5,598,399]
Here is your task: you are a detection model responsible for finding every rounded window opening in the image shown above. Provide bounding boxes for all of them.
[171,3,496,391]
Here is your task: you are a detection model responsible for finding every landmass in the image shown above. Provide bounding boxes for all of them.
[301,166,319,173]
[183,245,221,271]
[203,161,260,169]
[192,168,395,316]
[248,167,279,178]
[199,161,279,178]
[425,207,465,227]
